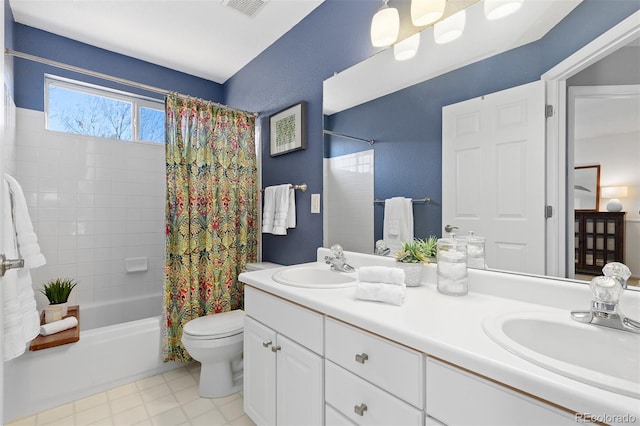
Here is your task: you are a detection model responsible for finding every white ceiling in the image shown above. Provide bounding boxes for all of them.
[9,0,324,84]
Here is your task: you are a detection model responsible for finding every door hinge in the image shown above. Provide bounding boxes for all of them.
[545,105,554,118]
[545,205,553,219]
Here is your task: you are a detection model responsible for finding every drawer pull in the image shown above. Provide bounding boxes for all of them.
[354,403,368,416]
[271,345,282,352]
[355,353,369,364]
[262,340,272,348]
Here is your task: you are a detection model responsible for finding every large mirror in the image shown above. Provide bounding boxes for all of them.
[323,1,640,285]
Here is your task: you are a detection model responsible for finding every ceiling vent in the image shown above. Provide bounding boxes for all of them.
[221,0,267,18]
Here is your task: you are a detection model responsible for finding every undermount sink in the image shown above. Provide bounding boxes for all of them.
[482,311,640,398]
[272,263,357,289]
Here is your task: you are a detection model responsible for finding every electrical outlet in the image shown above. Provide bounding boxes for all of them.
[311,193,320,213]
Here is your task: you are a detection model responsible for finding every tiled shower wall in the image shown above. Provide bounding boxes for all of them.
[15,108,165,309]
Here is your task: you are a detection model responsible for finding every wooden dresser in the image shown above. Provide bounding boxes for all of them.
[574,211,625,275]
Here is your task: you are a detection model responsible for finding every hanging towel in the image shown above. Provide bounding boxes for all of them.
[383,197,414,257]
[2,175,45,361]
[263,184,296,235]
[355,281,406,306]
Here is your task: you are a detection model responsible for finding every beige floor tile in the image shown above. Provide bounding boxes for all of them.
[173,386,200,405]
[39,415,75,426]
[110,393,144,415]
[88,418,115,426]
[136,375,166,391]
[180,398,216,420]
[107,383,139,401]
[112,406,149,426]
[36,404,74,425]
[149,406,187,426]
[145,394,179,418]
[161,367,190,382]
[6,415,37,426]
[189,409,227,426]
[167,374,197,393]
[226,415,256,426]
[140,383,172,403]
[217,398,245,422]
[75,393,109,413]
[211,393,240,408]
[74,404,111,425]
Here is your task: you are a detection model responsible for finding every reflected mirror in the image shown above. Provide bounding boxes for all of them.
[574,165,600,211]
[322,1,640,285]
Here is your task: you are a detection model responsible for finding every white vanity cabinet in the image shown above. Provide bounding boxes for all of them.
[324,318,424,425]
[425,358,576,425]
[244,287,324,425]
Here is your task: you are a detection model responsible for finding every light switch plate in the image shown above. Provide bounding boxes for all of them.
[311,193,320,213]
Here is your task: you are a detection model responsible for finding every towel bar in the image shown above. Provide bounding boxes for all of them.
[261,183,307,192]
[373,197,431,205]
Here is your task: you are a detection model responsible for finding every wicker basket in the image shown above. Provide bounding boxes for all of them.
[398,262,423,287]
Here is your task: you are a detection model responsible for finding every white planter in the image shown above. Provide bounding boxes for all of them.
[43,303,67,324]
[398,263,423,287]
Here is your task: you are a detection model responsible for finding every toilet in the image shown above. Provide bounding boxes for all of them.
[181,261,281,398]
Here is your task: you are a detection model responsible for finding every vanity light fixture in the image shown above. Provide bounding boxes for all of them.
[484,0,524,20]
[371,0,400,47]
[410,0,446,27]
[434,9,466,44]
[601,186,628,212]
[394,33,421,61]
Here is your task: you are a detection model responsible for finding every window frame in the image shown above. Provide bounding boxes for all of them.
[44,74,165,144]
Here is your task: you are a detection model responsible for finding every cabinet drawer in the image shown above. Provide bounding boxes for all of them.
[326,361,423,426]
[325,318,424,408]
[426,358,575,425]
[245,286,324,354]
[326,403,357,426]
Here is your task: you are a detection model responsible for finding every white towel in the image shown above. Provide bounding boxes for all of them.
[358,266,405,285]
[264,184,296,235]
[2,176,44,361]
[40,316,78,336]
[383,197,414,257]
[355,281,406,306]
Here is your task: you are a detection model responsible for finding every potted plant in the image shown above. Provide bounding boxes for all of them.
[39,278,78,323]
[395,238,437,286]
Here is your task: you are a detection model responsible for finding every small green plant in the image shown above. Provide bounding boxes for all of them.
[395,237,439,263]
[39,278,78,305]
[421,236,438,259]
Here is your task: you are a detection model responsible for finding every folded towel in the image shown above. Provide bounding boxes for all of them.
[40,316,78,336]
[358,266,405,285]
[383,197,414,256]
[355,281,406,306]
[262,186,277,234]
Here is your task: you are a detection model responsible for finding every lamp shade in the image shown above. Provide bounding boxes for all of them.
[484,0,523,20]
[371,2,400,47]
[434,9,466,44]
[394,33,421,61]
[411,0,446,27]
[601,186,628,212]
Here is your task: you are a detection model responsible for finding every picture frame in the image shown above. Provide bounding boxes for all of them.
[269,101,306,157]
[574,164,600,211]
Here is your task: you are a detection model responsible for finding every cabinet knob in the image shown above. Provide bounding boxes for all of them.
[271,345,281,352]
[355,353,369,364]
[262,340,272,348]
[354,403,368,416]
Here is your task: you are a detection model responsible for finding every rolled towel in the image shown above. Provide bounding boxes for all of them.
[40,316,78,336]
[358,266,405,285]
[355,281,406,306]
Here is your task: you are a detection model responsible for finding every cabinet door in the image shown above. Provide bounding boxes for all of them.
[244,317,277,426]
[276,334,324,426]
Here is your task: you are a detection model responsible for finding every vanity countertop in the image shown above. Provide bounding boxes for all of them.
[239,249,640,424]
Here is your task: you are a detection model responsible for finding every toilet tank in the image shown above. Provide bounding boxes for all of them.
[245,262,282,272]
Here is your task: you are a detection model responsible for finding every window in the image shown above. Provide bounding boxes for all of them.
[45,76,165,143]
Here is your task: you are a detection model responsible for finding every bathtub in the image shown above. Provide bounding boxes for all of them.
[3,293,183,423]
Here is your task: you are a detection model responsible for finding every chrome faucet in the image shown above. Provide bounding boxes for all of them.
[374,240,390,256]
[571,262,640,334]
[325,244,355,272]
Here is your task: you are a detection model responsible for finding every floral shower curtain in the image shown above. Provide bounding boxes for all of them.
[163,94,258,362]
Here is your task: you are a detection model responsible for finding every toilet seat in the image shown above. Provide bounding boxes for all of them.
[182,310,244,340]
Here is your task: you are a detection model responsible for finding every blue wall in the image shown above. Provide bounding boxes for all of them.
[12,24,224,110]
[228,0,639,263]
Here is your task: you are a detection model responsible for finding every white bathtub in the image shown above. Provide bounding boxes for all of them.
[4,294,183,423]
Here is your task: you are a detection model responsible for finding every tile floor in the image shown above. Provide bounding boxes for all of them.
[7,363,256,426]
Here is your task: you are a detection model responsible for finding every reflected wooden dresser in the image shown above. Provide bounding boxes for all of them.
[575,211,625,275]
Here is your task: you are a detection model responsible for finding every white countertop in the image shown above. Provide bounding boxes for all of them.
[239,249,640,424]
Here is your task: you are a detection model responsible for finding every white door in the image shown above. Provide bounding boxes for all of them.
[243,317,277,425]
[442,81,546,275]
[276,334,323,426]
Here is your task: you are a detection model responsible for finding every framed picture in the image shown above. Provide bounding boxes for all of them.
[574,165,600,211]
[270,101,306,157]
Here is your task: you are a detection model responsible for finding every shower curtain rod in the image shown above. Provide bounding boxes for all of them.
[4,48,258,117]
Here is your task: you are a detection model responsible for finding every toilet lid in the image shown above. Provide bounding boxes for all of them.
[183,310,244,339]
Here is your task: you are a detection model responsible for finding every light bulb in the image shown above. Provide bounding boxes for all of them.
[371,1,400,47]
[394,33,421,61]
[484,0,523,20]
[434,9,466,44]
[411,0,446,27]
